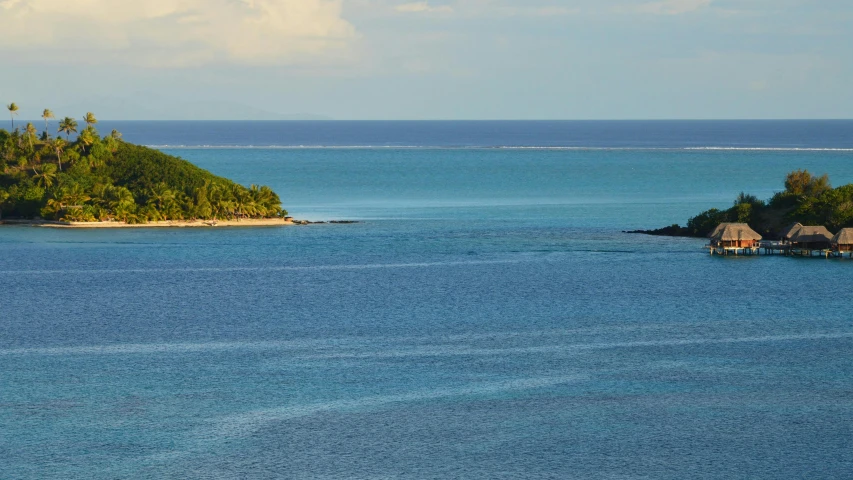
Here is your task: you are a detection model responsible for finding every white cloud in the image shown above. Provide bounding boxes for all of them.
[395,1,454,13]
[391,1,579,17]
[614,0,712,15]
[0,0,358,66]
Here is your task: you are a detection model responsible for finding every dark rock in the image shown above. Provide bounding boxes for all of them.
[624,224,694,237]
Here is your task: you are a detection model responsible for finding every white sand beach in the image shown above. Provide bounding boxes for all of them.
[1,218,298,228]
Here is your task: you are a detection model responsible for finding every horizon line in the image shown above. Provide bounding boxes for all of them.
[6,118,853,123]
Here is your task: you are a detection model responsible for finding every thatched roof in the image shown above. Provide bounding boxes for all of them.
[709,223,762,242]
[781,222,803,240]
[708,222,732,239]
[831,228,853,245]
[790,225,833,244]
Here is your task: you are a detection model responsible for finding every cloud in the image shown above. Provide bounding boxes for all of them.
[614,0,712,15]
[391,1,578,17]
[395,1,454,13]
[0,0,358,66]
[495,6,581,17]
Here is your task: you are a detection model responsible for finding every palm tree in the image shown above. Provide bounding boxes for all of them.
[208,183,237,220]
[191,182,213,219]
[51,137,67,171]
[108,186,136,222]
[103,136,118,154]
[7,103,19,130]
[77,128,95,154]
[91,184,135,221]
[58,117,78,140]
[62,206,96,222]
[103,130,122,153]
[24,123,37,151]
[231,185,249,218]
[248,185,281,217]
[44,190,66,219]
[62,183,91,207]
[41,109,55,137]
[83,112,97,128]
[146,183,176,219]
[33,163,58,188]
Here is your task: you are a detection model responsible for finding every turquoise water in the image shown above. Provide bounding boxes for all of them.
[2,144,853,478]
[173,147,853,226]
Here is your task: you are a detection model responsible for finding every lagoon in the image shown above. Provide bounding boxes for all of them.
[2,121,852,479]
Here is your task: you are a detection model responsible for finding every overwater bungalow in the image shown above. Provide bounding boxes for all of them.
[789,225,834,255]
[708,223,762,255]
[780,222,803,243]
[831,228,853,257]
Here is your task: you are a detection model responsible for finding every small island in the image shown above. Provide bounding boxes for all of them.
[0,107,289,227]
[631,170,853,239]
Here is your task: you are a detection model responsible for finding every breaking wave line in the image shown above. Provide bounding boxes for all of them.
[2,331,850,358]
[148,145,853,152]
[0,259,525,276]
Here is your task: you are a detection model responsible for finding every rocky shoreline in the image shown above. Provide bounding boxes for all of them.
[623,225,695,237]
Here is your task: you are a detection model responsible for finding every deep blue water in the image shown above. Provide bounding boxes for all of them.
[2,121,853,479]
[95,119,853,149]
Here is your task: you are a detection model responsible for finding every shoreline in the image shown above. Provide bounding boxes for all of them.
[0,218,300,229]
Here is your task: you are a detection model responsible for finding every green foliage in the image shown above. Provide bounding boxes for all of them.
[0,124,285,223]
[78,128,96,153]
[733,202,753,223]
[799,184,853,229]
[5,180,46,217]
[108,142,228,193]
[784,169,831,198]
[734,191,763,207]
[686,208,731,237]
[676,169,853,238]
[0,186,9,218]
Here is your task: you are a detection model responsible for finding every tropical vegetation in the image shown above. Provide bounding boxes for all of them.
[0,107,285,223]
[642,170,853,238]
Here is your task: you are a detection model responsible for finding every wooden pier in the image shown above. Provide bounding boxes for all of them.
[759,240,790,255]
[706,223,853,259]
[707,244,760,256]
[707,240,852,258]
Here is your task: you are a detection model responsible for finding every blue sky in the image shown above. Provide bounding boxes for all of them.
[1,0,851,119]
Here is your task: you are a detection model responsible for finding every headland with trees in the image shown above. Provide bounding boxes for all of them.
[1,103,288,227]
[633,170,853,238]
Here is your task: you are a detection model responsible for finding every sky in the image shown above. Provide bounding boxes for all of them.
[1,0,851,120]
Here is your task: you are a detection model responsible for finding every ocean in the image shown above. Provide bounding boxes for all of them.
[2,121,852,479]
